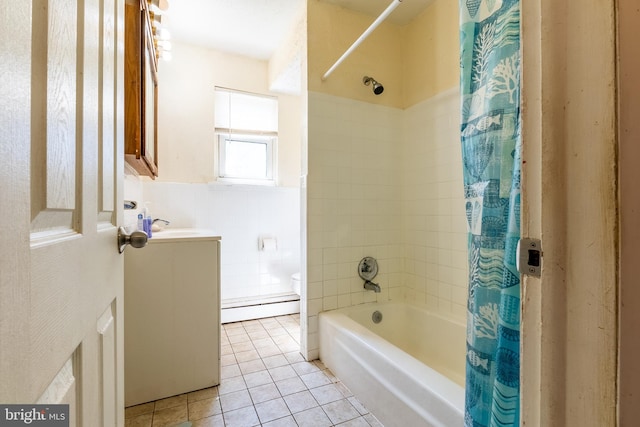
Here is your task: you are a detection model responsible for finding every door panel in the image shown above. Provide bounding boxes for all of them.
[1,0,125,425]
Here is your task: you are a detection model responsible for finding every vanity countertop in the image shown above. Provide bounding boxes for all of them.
[149,228,221,243]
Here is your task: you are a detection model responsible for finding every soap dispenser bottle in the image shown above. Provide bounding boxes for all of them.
[143,204,152,238]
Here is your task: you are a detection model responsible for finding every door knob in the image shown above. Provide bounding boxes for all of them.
[118,227,148,253]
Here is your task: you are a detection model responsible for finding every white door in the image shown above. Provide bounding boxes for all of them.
[1,0,125,425]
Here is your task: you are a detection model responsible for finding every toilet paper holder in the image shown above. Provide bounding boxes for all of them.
[259,237,278,251]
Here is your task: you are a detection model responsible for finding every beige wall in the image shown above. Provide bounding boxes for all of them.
[402,0,459,107]
[307,0,404,108]
[306,0,459,110]
[156,42,302,187]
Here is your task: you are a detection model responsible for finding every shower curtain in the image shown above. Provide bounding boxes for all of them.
[459,0,521,426]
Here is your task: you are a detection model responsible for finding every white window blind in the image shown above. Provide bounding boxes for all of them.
[214,87,278,135]
[214,87,278,184]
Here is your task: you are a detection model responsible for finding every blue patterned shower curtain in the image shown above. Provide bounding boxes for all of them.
[459,0,521,426]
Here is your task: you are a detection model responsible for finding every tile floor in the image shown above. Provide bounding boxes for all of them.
[125,314,382,427]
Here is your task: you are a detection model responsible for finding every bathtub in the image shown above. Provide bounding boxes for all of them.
[319,302,465,427]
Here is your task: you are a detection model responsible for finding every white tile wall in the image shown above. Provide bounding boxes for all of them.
[304,89,467,358]
[123,168,145,231]
[401,88,468,321]
[138,181,301,302]
[305,92,405,357]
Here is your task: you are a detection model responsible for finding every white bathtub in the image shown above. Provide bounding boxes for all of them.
[319,302,465,427]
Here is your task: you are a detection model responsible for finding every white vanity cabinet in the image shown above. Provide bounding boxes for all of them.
[124,230,221,406]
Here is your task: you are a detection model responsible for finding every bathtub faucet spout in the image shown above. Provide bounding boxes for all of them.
[364,280,381,293]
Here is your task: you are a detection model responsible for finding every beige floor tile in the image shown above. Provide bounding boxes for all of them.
[125,412,152,427]
[262,415,298,427]
[187,387,219,404]
[262,354,289,369]
[220,353,237,367]
[363,413,384,426]
[190,414,224,427]
[248,383,281,404]
[257,345,282,358]
[335,381,354,398]
[254,397,291,424]
[125,315,376,427]
[337,416,371,427]
[347,396,369,416]
[240,319,262,327]
[300,371,331,389]
[284,351,305,364]
[311,359,328,371]
[222,406,260,427]
[243,323,267,332]
[125,402,155,419]
[272,335,296,346]
[321,399,360,425]
[275,377,307,396]
[154,394,187,411]
[322,368,339,383]
[250,337,274,348]
[247,329,270,340]
[188,397,222,421]
[268,365,297,382]
[234,349,260,362]
[220,363,242,379]
[283,390,318,414]
[259,318,280,328]
[224,325,246,336]
[218,376,247,395]
[243,369,273,388]
[292,406,332,427]
[309,384,344,405]
[291,361,320,376]
[219,389,253,412]
[278,342,301,353]
[238,358,266,374]
[285,327,301,337]
[267,327,289,337]
[151,405,188,427]
[228,333,250,344]
[230,341,255,353]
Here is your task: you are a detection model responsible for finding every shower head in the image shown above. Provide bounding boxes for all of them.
[363,76,384,95]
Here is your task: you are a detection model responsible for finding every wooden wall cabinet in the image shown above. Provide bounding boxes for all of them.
[125,0,158,178]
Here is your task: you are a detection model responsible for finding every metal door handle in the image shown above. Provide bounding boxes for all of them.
[118,227,148,253]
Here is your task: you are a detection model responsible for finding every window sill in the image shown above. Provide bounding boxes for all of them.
[212,177,276,187]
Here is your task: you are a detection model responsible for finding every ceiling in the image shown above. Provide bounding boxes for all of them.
[164,0,435,60]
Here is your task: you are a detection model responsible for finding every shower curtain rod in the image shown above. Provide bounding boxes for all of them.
[321,0,402,81]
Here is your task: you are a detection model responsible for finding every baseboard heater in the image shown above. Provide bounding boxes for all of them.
[221,295,300,324]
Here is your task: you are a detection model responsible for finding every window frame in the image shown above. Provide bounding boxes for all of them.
[216,133,277,185]
[214,87,279,186]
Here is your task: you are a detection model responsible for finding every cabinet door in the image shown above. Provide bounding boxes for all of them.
[124,0,158,177]
[124,240,220,405]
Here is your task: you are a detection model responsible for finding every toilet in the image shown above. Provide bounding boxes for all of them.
[291,272,301,296]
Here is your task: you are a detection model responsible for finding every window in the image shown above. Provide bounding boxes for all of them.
[214,87,278,184]
[218,134,274,180]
